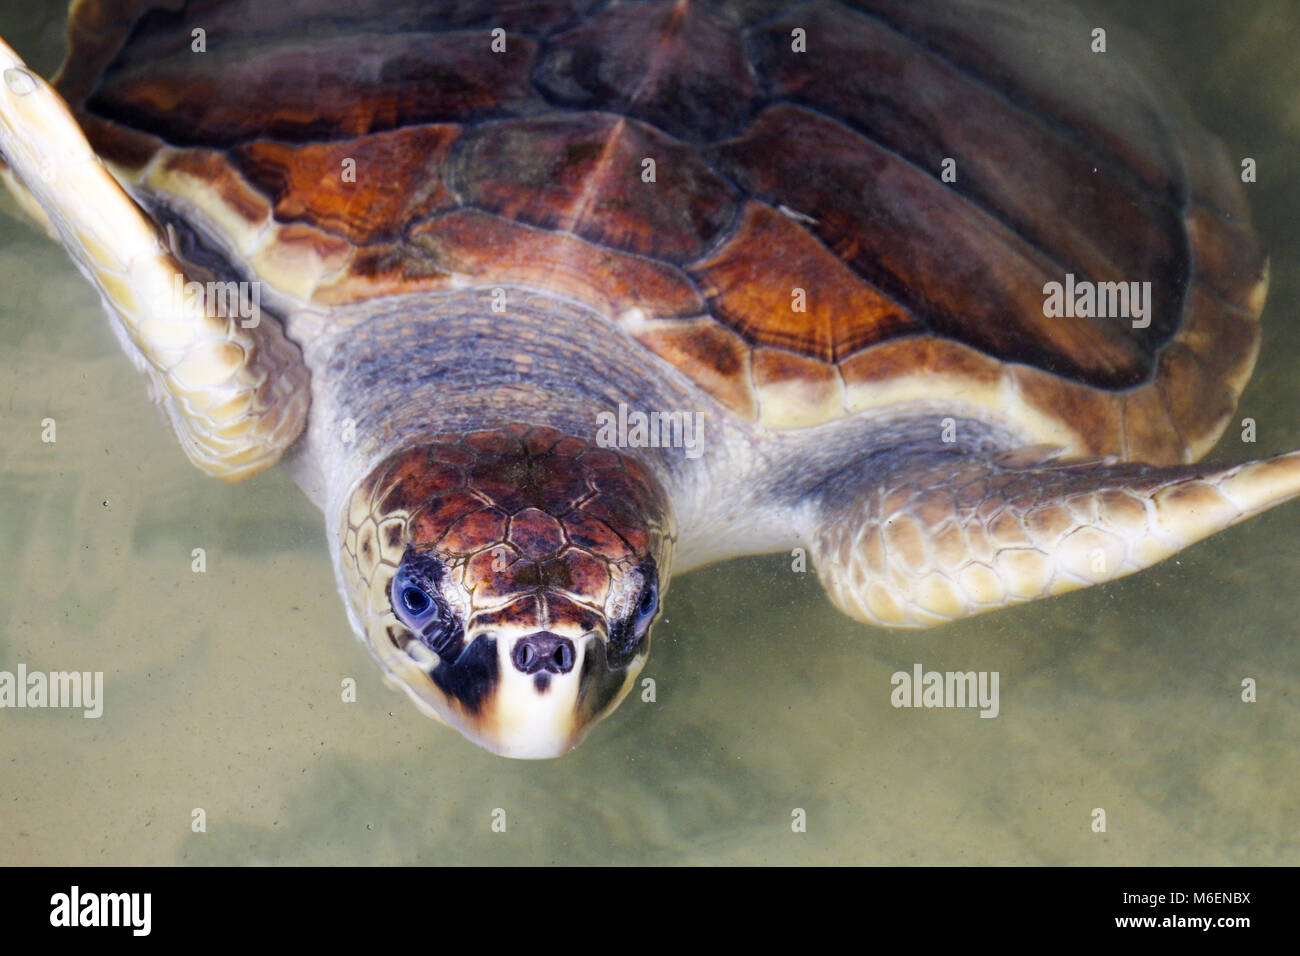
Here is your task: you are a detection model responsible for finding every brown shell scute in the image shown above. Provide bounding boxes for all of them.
[452,113,739,263]
[712,103,1159,386]
[750,2,1189,287]
[64,0,1266,463]
[398,210,705,317]
[87,24,546,146]
[231,126,462,243]
[690,200,919,362]
[533,1,760,142]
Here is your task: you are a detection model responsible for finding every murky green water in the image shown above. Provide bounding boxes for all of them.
[1,1,1297,865]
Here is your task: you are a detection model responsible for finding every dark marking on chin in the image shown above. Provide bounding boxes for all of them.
[431,635,499,715]
[577,637,637,722]
[533,673,551,693]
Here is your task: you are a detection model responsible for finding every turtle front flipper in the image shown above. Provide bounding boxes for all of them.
[812,447,1300,628]
[0,37,307,480]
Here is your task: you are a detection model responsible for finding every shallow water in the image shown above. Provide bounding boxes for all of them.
[1,1,1297,865]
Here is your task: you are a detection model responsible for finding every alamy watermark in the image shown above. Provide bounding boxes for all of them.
[50,886,150,936]
[891,663,999,718]
[0,664,103,717]
[595,402,705,459]
[1043,273,1151,329]
[156,271,263,328]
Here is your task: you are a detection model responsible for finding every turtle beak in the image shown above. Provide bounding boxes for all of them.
[435,625,644,759]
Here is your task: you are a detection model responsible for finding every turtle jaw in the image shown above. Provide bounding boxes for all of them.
[350,612,652,760]
[431,625,648,760]
[380,588,657,758]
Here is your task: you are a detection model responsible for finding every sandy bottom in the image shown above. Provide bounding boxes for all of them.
[1,1,1298,865]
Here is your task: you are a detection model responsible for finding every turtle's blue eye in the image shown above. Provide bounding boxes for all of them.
[390,553,465,661]
[401,585,431,615]
[633,579,659,634]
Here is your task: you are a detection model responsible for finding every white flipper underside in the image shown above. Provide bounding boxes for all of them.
[0,36,307,480]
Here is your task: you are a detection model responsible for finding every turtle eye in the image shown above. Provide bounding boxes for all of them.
[401,585,431,616]
[390,553,464,660]
[633,577,659,637]
[392,576,440,630]
[606,560,659,667]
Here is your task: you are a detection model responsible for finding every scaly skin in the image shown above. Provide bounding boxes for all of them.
[814,447,1300,628]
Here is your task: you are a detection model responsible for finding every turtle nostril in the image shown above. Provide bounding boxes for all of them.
[511,633,576,674]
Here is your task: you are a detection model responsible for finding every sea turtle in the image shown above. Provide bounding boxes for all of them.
[1,0,1296,758]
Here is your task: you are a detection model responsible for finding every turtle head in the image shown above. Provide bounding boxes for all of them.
[338,427,674,758]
